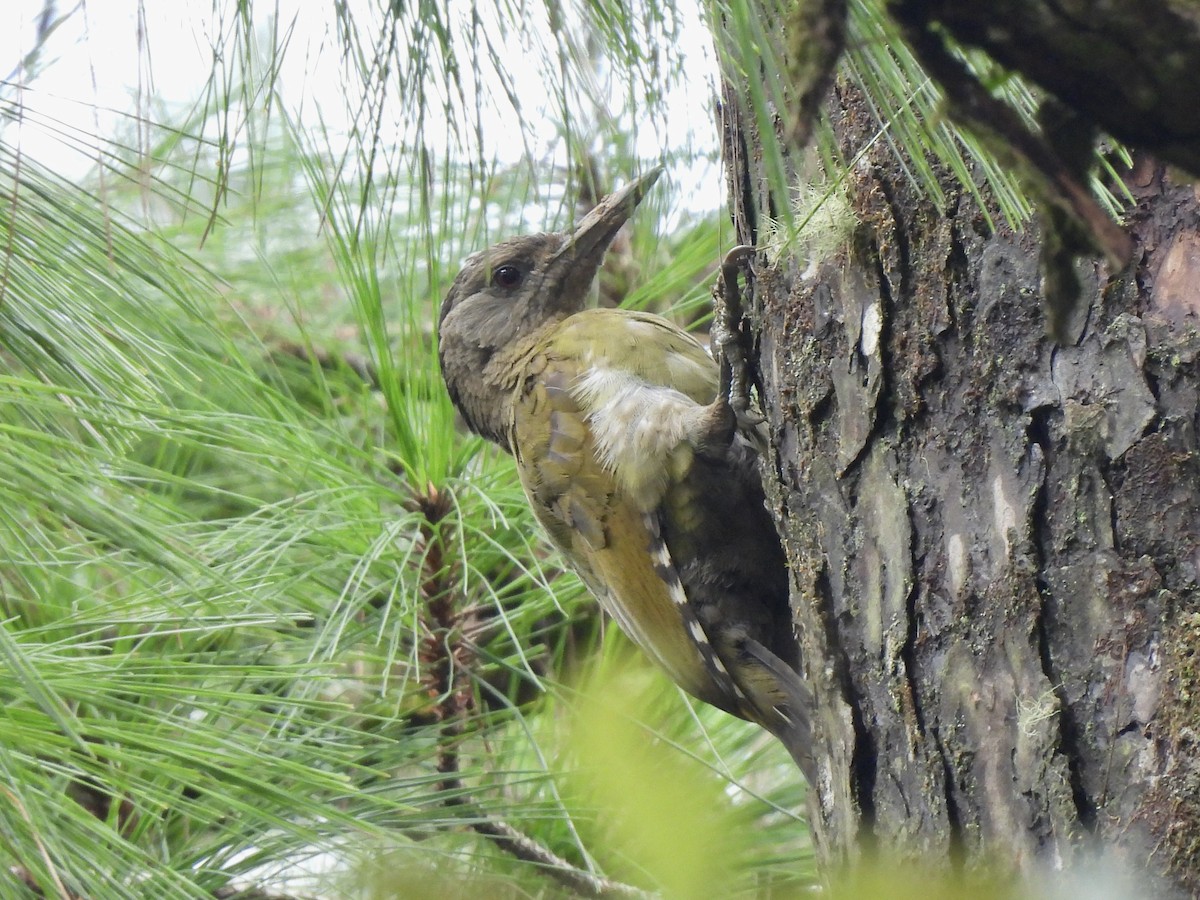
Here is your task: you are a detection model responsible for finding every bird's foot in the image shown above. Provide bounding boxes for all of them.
[714,245,764,431]
[690,393,736,459]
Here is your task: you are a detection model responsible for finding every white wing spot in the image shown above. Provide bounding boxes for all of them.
[571,366,701,502]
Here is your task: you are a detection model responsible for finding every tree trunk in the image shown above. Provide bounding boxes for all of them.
[719,70,1200,896]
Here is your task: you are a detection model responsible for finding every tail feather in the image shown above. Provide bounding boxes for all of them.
[742,638,816,786]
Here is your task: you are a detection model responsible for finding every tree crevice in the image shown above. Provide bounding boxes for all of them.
[929,724,966,862]
[1027,405,1099,833]
[814,566,878,842]
[1034,611,1099,833]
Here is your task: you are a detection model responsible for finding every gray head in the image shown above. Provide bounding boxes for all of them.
[438,167,662,445]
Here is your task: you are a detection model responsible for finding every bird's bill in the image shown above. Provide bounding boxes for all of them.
[544,166,664,307]
[562,166,663,259]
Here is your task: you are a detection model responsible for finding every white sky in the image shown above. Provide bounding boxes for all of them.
[4,2,212,171]
[2,0,723,212]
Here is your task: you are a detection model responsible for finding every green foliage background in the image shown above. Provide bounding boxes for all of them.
[0,3,807,896]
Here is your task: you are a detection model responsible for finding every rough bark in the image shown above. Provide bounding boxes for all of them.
[719,74,1200,897]
[891,0,1200,178]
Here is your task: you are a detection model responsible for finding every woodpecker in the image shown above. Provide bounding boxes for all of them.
[438,169,812,778]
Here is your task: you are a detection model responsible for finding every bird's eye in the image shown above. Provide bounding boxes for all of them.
[491,265,523,289]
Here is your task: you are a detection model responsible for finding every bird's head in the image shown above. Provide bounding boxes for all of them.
[438,167,662,444]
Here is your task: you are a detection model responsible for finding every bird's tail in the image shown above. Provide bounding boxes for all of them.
[742,638,817,786]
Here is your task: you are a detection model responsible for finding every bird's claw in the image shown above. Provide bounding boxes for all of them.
[714,245,764,429]
[733,398,766,430]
